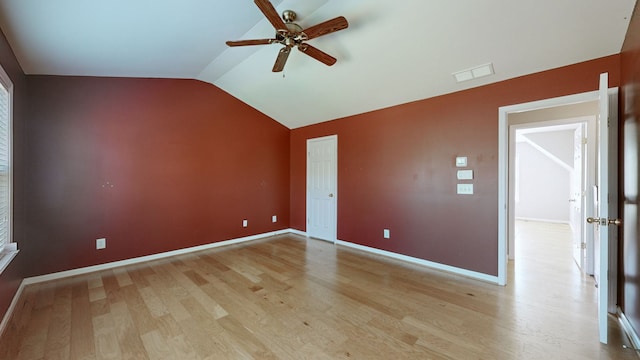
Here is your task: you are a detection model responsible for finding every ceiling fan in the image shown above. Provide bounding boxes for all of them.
[226,0,349,72]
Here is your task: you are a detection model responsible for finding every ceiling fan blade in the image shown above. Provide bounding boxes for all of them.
[298,44,337,66]
[272,47,291,72]
[254,0,288,31]
[226,39,274,47]
[302,16,349,40]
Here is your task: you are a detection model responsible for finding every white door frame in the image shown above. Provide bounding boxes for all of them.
[306,135,338,242]
[570,122,588,271]
[498,90,601,285]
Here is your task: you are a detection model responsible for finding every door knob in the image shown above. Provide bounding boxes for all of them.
[586,217,622,226]
[608,218,622,226]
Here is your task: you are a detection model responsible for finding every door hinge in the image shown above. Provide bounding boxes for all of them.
[581,242,587,250]
[582,137,588,145]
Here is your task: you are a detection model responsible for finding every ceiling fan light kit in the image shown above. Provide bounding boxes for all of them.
[226,0,348,72]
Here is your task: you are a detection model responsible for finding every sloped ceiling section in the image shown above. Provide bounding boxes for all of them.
[0,0,636,128]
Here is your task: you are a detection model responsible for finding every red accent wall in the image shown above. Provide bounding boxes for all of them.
[621,0,640,339]
[21,76,290,277]
[291,55,621,276]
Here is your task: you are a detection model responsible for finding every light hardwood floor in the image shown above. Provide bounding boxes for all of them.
[0,221,638,359]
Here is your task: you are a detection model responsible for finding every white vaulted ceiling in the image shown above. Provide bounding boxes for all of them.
[0,0,636,128]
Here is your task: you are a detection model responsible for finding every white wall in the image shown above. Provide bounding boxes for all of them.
[515,130,574,222]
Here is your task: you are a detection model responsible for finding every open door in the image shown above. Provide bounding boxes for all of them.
[587,72,621,344]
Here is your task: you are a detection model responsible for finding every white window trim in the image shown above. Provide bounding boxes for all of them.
[0,63,16,275]
[0,243,17,274]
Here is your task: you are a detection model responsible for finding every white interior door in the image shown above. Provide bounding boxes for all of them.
[306,135,337,242]
[571,124,586,270]
[593,72,609,344]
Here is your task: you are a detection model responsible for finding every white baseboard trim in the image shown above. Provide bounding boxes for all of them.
[23,229,294,286]
[288,229,307,237]
[0,280,26,338]
[231,230,498,283]
[514,217,570,225]
[334,240,500,284]
[0,228,295,337]
[618,307,640,350]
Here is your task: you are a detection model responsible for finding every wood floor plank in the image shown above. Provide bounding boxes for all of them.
[69,281,96,360]
[144,271,190,323]
[43,284,72,359]
[140,330,175,360]
[2,224,639,359]
[151,314,183,343]
[113,268,134,288]
[178,297,244,359]
[216,315,278,359]
[125,267,152,290]
[118,285,156,337]
[160,262,227,320]
[15,306,51,360]
[101,273,124,305]
[92,313,122,360]
[108,301,148,360]
[137,287,169,319]
[164,334,197,360]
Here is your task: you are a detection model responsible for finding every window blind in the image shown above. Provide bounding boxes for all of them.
[0,73,10,257]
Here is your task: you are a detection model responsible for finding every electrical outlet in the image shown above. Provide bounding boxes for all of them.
[383,229,390,239]
[96,238,106,250]
[242,219,248,227]
[272,215,277,223]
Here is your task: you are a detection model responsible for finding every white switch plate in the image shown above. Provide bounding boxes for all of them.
[383,229,390,239]
[457,170,474,180]
[455,156,468,167]
[272,215,277,223]
[96,238,106,250]
[457,184,474,195]
[242,219,248,227]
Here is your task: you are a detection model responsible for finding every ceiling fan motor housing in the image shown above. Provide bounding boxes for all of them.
[282,10,296,22]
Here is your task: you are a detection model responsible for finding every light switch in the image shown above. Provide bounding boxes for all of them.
[456,157,468,167]
[457,184,474,195]
[457,170,473,180]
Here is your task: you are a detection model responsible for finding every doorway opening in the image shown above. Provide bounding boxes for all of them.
[512,116,597,275]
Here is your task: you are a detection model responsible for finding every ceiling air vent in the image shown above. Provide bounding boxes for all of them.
[453,63,494,83]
